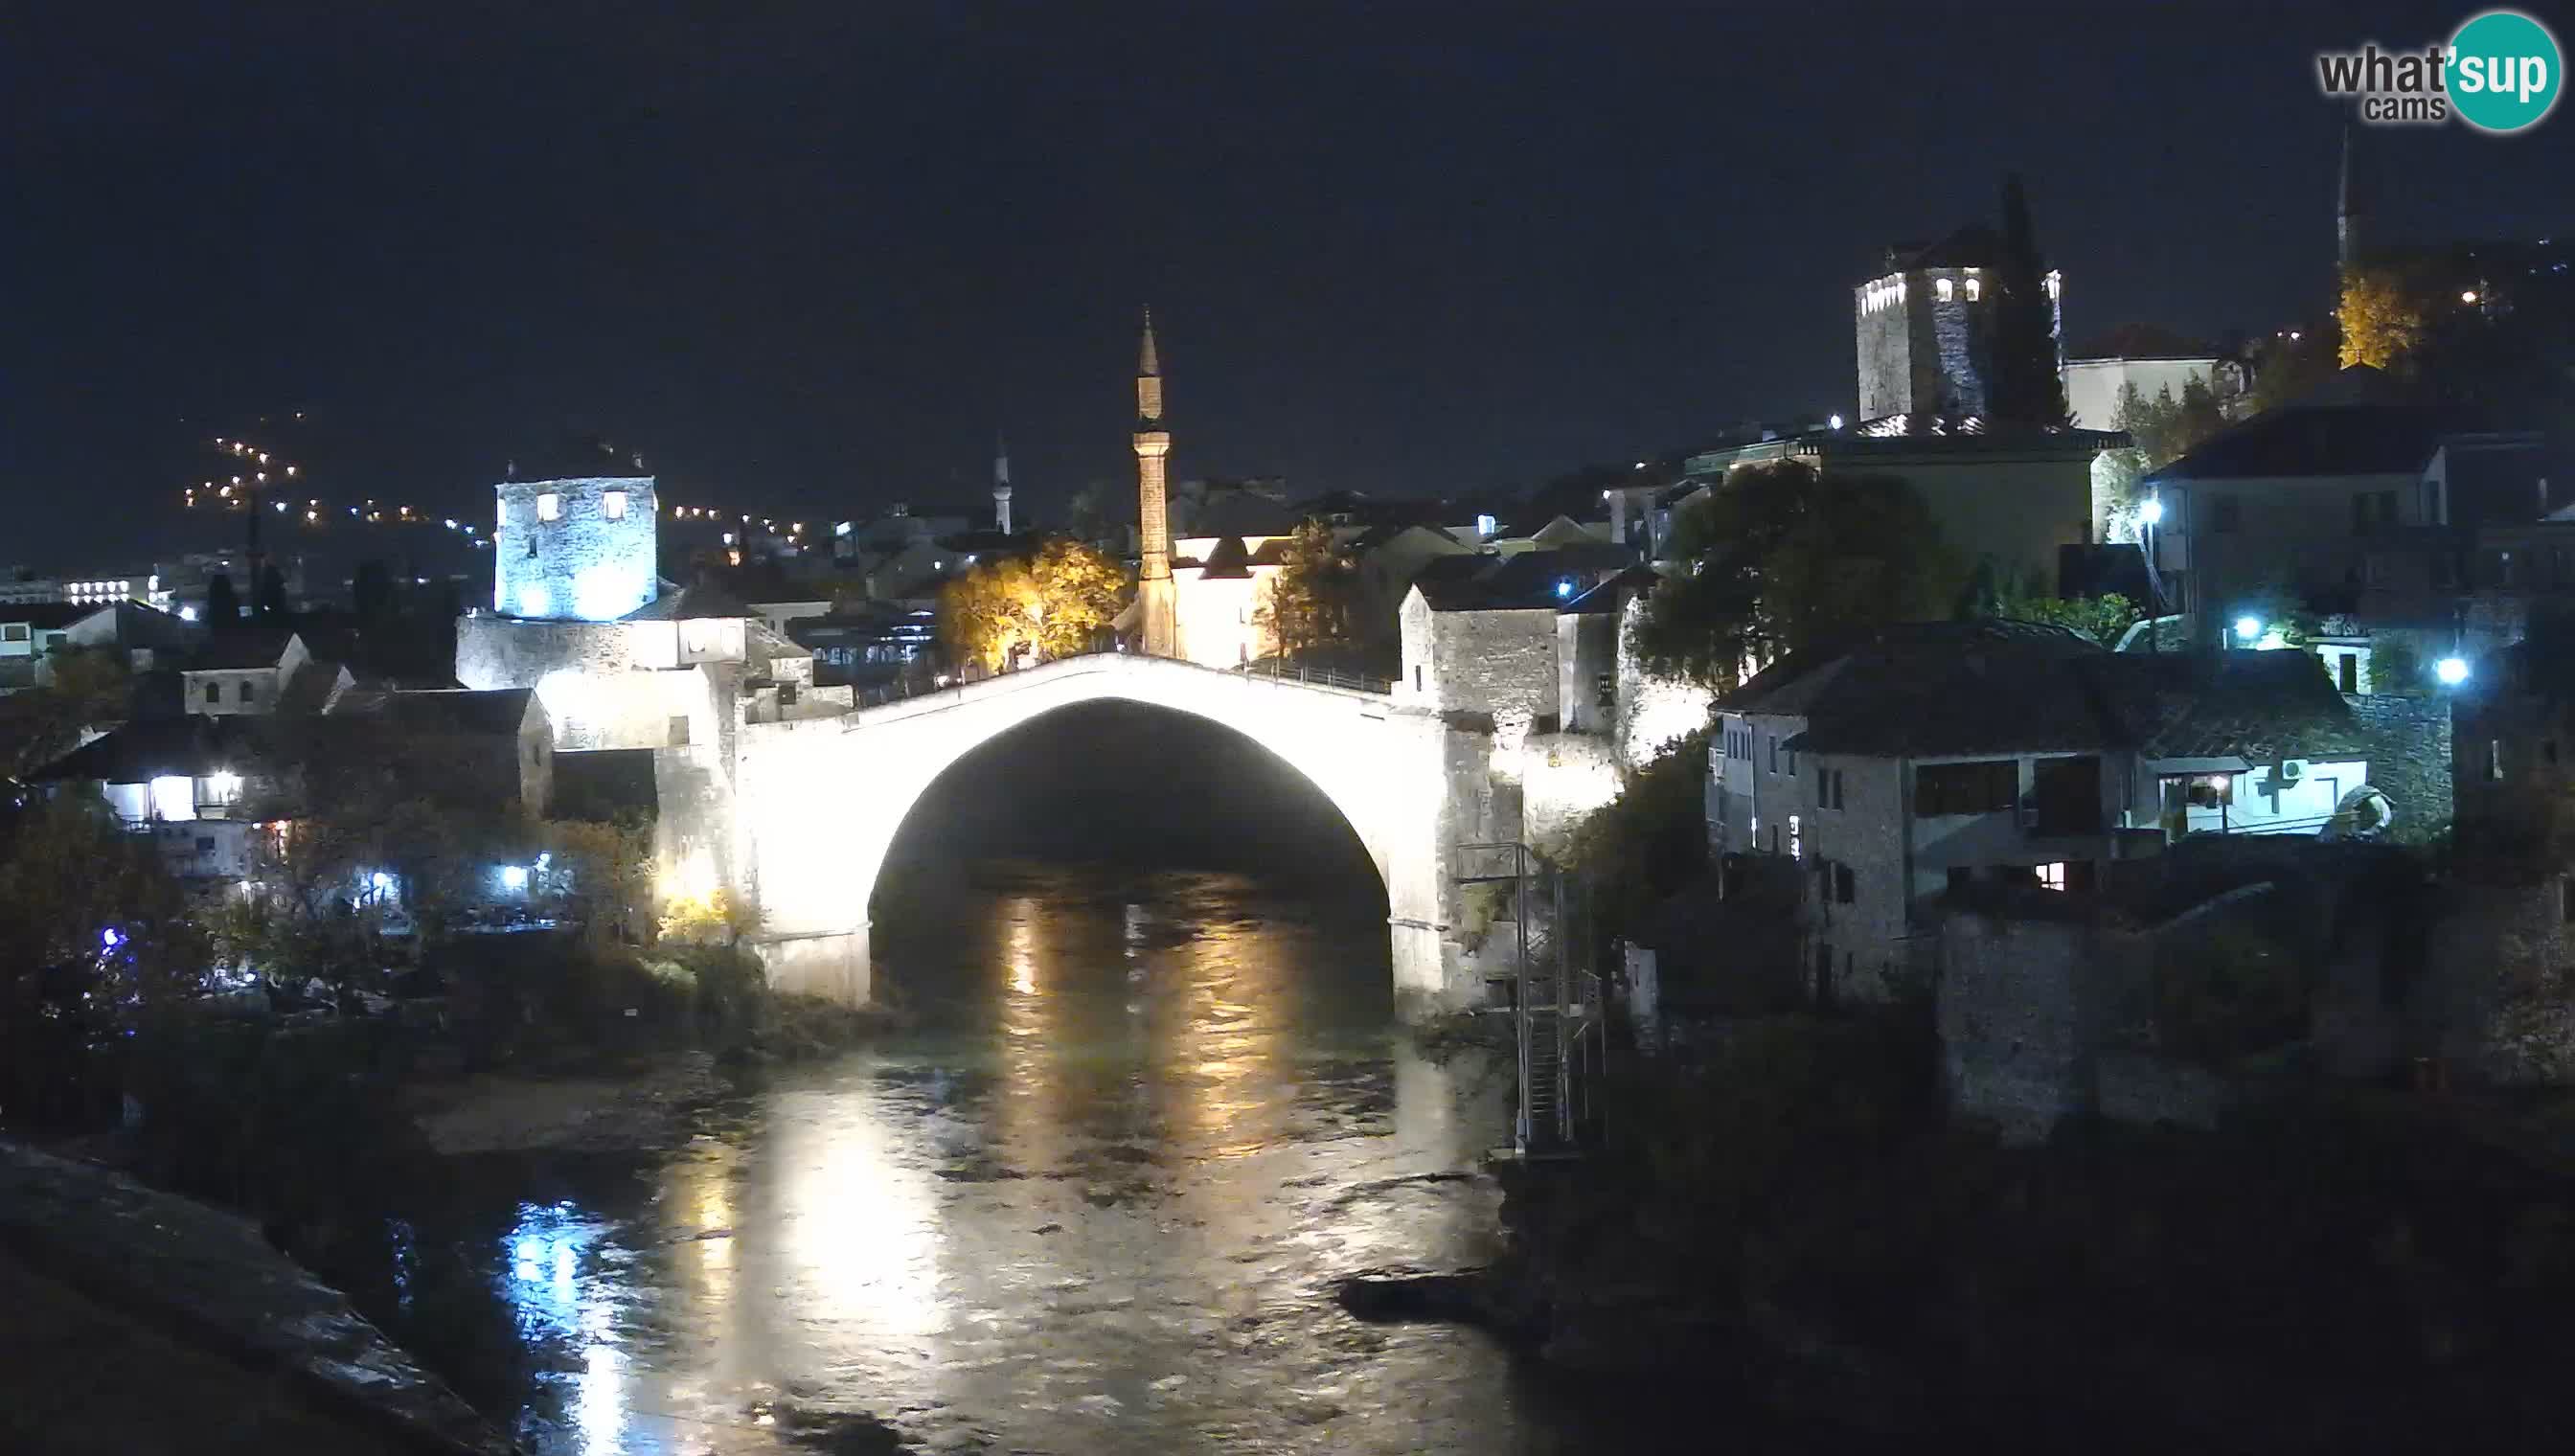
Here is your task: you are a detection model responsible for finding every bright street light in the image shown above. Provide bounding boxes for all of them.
[2138,497,2165,527]
[2436,656,2471,686]
[2234,615,2263,643]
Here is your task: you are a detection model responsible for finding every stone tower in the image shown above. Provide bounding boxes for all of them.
[2336,125,2365,274]
[1854,227,2062,421]
[992,433,1014,535]
[1132,308,1178,658]
[492,447,658,622]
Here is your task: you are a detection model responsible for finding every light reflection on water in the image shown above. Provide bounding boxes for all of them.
[478,866,1629,1454]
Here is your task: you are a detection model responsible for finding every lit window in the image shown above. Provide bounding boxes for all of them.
[536,492,562,522]
[1936,278,1954,303]
[1965,277,1981,302]
[2036,862,2067,891]
[498,499,509,530]
[604,489,628,520]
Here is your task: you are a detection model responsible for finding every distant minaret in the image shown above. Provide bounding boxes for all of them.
[1132,308,1177,658]
[2336,125,2364,274]
[992,433,1014,535]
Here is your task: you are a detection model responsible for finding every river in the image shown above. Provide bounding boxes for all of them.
[393,863,1670,1454]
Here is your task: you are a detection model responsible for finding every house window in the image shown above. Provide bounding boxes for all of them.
[1915,760,2017,816]
[1936,277,1954,303]
[1831,769,1845,809]
[1788,814,1801,860]
[1964,277,1981,302]
[536,492,562,522]
[2036,862,2067,891]
[1414,667,1423,692]
[1834,863,1855,904]
[239,681,257,704]
[194,836,216,853]
[0,624,25,643]
[205,681,221,703]
[2490,739,2505,781]
[604,489,628,520]
[669,715,692,746]
[1767,736,1778,775]
[2029,755,2102,834]
[2211,495,2241,534]
[1787,747,1798,778]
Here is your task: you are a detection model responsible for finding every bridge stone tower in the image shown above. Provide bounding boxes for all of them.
[492,451,658,623]
[1132,309,1178,658]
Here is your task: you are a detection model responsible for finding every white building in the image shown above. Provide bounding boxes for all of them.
[179,629,353,717]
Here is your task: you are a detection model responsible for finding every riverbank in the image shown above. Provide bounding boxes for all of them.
[0,1140,518,1456]
[1398,1012,2575,1445]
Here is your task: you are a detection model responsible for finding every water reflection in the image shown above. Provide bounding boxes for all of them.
[473,866,1602,1454]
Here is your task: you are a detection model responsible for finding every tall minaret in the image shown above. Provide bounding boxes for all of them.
[2336,125,2364,274]
[992,432,1014,535]
[1132,307,1178,658]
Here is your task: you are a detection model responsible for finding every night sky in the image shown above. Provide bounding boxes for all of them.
[9,1,2571,563]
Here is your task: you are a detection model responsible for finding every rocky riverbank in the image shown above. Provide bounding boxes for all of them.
[0,1140,518,1456]
[407,1050,728,1155]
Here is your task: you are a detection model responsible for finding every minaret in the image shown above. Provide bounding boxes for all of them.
[992,432,1014,535]
[2336,125,2363,274]
[1132,307,1178,658]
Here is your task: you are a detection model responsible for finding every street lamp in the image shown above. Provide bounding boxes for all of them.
[2436,655,2471,686]
[2234,615,2264,644]
[2138,496,2164,527]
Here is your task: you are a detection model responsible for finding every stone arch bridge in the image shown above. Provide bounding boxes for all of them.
[723,653,1490,1014]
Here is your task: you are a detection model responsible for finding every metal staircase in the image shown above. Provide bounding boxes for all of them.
[1455,842,1605,1158]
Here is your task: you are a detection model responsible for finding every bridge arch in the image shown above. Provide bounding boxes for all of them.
[733,654,1455,1012]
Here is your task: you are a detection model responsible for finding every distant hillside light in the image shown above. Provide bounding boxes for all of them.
[2234,615,2263,643]
[2461,290,2480,305]
[2437,656,2472,686]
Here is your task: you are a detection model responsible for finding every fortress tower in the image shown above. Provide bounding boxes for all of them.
[1854,227,2062,421]
[491,445,658,623]
[1132,308,1178,658]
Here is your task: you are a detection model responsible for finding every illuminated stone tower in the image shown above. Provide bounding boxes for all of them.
[1132,308,1178,658]
[992,433,1014,535]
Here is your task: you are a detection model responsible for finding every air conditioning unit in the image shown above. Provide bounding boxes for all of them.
[2279,760,2305,784]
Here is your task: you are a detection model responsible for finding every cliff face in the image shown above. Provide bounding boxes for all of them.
[0,1140,518,1456]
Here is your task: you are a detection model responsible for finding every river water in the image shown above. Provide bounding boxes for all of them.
[406,863,1661,1454]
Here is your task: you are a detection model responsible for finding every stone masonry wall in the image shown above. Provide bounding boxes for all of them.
[2344,692,2452,838]
[1430,608,1560,740]
[494,475,658,621]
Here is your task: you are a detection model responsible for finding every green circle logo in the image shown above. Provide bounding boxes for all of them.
[2450,10,2562,132]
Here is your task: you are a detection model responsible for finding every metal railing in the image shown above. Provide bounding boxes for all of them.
[1236,659,1393,694]
[1456,841,1605,1158]
[844,647,1395,707]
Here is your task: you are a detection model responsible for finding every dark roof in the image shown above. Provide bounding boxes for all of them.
[275,659,349,716]
[624,581,753,621]
[0,603,97,630]
[1561,563,1663,615]
[1885,224,2005,272]
[1730,624,2365,764]
[2128,650,2367,762]
[330,687,536,737]
[1196,535,1255,580]
[1412,547,1629,611]
[551,748,657,823]
[2140,394,2483,484]
[184,627,299,671]
[503,437,650,482]
[34,716,265,784]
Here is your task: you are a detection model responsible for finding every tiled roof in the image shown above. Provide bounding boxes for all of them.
[1884,224,2006,272]
[2141,393,2482,484]
[624,582,753,621]
[330,687,536,738]
[1728,624,2362,764]
[33,716,262,784]
[184,628,299,671]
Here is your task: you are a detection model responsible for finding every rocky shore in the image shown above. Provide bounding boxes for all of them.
[0,1140,519,1455]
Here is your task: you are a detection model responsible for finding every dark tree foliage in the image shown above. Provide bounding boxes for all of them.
[352,558,394,623]
[204,571,239,624]
[1630,461,1961,690]
[254,563,287,620]
[1988,172,2072,427]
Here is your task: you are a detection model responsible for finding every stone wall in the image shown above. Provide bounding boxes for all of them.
[1428,606,1560,740]
[493,475,657,621]
[2417,879,2575,1085]
[1613,599,1713,764]
[2344,691,2452,837]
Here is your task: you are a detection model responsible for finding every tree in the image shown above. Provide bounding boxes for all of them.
[2245,322,2342,415]
[204,572,239,625]
[0,647,128,783]
[1988,173,2072,427]
[0,793,205,1126]
[938,538,1124,672]
[2338,267,2427,371]
[1255,519,1356,662]
[1631,461,1960,690]
[255,563,288,621]
[1994,589,2142,647]
[352,559,394,624]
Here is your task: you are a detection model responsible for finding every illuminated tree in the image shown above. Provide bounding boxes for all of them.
[938,537,1125,672]
[1255,519,1356,662]
[2338,268,2427,370]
